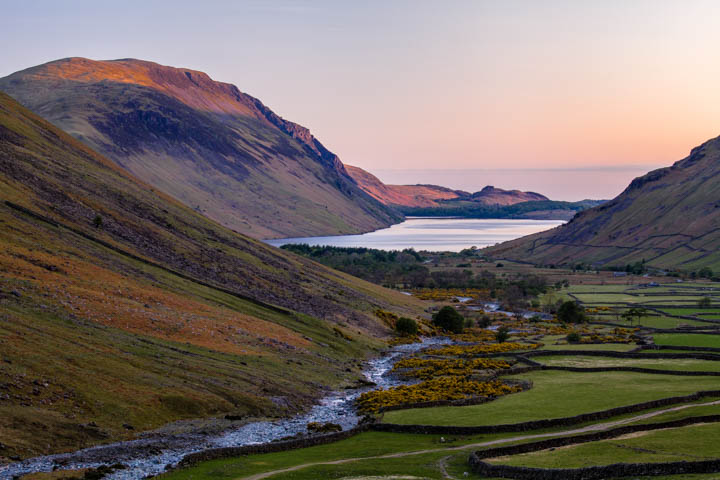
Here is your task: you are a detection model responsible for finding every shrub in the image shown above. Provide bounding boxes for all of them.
[356,378,521,413]
[93,214,103,229]
[495,326,510,343]
[557,301,587,324]
[432,306,465,334]
[698,296,712,308]
[477,315,492,328]
[566,331,581,343]
[395,317,418,336]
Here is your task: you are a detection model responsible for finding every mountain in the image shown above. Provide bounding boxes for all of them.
[485,137,720,271]
[345,165,467,207]
[470,185,548,205]
[0,57,401,239]
[0,91,421,459]
[346,165,547,207]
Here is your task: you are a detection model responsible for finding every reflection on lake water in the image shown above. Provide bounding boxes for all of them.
[266,217,564,252]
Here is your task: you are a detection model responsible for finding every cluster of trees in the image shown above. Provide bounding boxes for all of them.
[431,306,509,342]
[557,300,587,324]
[282,245,548,300]
[397,200,594,218]
[281,244,429,286]
[432,306,465,333]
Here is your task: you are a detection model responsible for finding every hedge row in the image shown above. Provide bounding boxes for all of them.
[372,389,720,435]
[469,415,720,479]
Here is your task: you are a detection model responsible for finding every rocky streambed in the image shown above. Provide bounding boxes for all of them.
[1,337,450,480]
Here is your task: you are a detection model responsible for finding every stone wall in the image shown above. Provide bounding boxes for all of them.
[178,424,371,467]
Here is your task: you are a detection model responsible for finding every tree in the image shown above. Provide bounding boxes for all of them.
[698,267,714,279]
[557,301,587,324]
[495,326,510,343]
[621,307,647,326]
[395,317,418,336]
[432,306,465,334]
[93,214,103,229]
[698,297,712,308]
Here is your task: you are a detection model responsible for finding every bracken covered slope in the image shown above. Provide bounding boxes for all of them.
[0,57,401,239]
[485,136,720,271]
[0,91,421,459]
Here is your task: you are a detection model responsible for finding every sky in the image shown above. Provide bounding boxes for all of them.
[3,0,720,199]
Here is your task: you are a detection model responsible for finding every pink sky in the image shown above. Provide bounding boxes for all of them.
[3,1,720,193]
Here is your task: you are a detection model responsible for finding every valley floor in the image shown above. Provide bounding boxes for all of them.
[148,279,720,480]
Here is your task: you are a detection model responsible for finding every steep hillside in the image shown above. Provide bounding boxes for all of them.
[0,91,422,459]
[0,57,401,239]
[346,165,546,207]
[486,136,720,271]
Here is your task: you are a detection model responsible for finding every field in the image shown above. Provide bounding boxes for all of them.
[150,279,720,480]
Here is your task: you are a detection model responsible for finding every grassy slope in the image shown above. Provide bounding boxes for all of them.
[0,57,401,239]
[496,422,720,468]
[486,136,720,271]
[0,91,423,459]
[382,370,720,426]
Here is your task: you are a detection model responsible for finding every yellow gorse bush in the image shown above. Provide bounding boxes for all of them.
[411,288,488,301]
[425,342,540,357]
[356,377,521,413]
[391,357,511,379]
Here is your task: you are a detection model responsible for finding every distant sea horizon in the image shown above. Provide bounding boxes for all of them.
[369,166,663,201]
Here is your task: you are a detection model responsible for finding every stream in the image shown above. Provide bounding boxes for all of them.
[1,337,451,480]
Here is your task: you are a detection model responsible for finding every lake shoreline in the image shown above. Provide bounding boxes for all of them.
[266,217,565,253]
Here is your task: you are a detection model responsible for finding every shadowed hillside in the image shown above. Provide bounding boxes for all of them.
[0,57,401,239]
[0,91,422,459]
[486,136,720,271]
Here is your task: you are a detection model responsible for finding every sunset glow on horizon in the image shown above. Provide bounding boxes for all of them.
[3,0,720,197]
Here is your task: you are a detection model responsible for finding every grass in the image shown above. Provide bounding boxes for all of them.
[540,343,637,351]
[382,370,720,426]
[654,334,720,349]
[535,355,720,372]
[0,195,397,458]
[259,453,449,480]
[493,422,720,468]
[159,431,473,479]
[659,308,720,316]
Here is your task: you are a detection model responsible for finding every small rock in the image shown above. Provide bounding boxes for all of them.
[10,290,21,298]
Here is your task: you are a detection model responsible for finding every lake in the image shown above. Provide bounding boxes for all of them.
[266,217,564,252]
